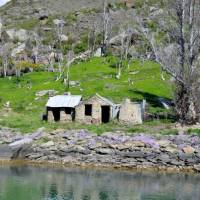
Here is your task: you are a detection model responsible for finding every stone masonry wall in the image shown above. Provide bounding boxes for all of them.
[1,127,200,173]
[76,96,112,124]
[119,99,142,125]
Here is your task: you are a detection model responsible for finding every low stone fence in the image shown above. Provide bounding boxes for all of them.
[1,127,200,172]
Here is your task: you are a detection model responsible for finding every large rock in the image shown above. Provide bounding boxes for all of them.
[156,154,170,163]
[69,81,80,87]
[53,19,65,26]
[96,148,113,155]
[5,29,15,40]
[11,43,26,57]
[60,34,68,42]
[0,145,13,159]
[5,29,29,42]
[165,146,178,154]
[35,90,58,97]
[182,146,195,154]
[94,48,102,57]
[157,140,171,148]
[15,29,29,42]
[12,144,33,159]
[122,151,146,158]
[41,141,54,148]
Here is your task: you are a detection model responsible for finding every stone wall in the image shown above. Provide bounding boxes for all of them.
[60,110,73,122]
[47,108,74,123]
[1,127,200,173]
[47,110,54,122]
[76,95,113,125]
[119,99,142,125]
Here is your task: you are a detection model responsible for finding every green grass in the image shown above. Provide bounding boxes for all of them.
[0,57,173,133]
[188,129,200,137]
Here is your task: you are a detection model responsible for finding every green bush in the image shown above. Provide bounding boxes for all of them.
[74,36,88,54]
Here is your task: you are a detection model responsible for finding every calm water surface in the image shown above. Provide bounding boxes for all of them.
[0,165,199,200]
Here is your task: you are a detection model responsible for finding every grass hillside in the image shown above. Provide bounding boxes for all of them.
[0,57,173,134]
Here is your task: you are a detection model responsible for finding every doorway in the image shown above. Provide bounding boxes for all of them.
[101,106,110,123]
[52,108,60,121]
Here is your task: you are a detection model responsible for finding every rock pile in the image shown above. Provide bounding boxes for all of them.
[1,127,200,172]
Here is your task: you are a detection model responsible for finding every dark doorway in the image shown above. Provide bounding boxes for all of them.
[65,107,75,121]
[52,108,60,121]
[101,106,110,123]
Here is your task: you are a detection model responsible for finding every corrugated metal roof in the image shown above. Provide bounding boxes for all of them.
[46,95,82,108]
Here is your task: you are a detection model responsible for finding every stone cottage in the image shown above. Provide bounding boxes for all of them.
[46,94,82,122]
[75,94,120,124]
[119,99,144,125]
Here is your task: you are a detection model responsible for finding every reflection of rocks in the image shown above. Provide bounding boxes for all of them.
[1,127,200,172]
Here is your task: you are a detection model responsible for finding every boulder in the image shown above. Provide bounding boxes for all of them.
[60,34,68,42]
[6,29,29,42]
[69,81,80,87]
[53,19,65,26]
[0,145,13,159]
[12,144,33,159]
[41,141,54,148]
[122,151,146,158]
[11,43,26,57]
[15,29,29,42]
[194,165,200,172]
[156,154,170,163]
[126,141,145,148]
[165,146,178,154]
[182,146,195,154]
[94,48,102,57]
[96,148,113,155]
[35,90,58,97]
[157,140,171,148]
[178,152,193,161]
[9,138,33,148]
[6,29,15,40]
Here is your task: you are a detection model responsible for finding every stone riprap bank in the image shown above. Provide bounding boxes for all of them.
[0,127,200,172]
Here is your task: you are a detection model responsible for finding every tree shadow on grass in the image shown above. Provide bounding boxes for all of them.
[130,90,176,122]
[130,90,172,107]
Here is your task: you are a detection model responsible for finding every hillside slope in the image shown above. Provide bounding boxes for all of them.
[0,57,172,133]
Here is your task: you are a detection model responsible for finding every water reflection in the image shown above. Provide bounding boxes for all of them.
[0,165,199,200]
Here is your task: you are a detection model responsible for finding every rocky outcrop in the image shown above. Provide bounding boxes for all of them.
[4,29,29,42]
[1,127,200,172]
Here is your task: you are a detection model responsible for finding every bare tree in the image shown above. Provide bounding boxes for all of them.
[137,0,200,124]
[101,0,112,56]
[0,43,13,77]
[32,33,41,64]
[88,22,98,56]
[55,20,65,77]
[64,50,74,89]
[116,27,133,79]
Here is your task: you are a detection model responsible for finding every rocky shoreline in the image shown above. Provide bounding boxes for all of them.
[1,127,200,173]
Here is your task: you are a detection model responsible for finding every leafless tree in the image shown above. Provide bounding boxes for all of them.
[101,0,112,56]
[116,27,133,79]
[32,33,41,64]
[88,22,98,56]
[64,50,74,89]
[137,0,200,124]
[0,43,13,77]
[55,20,65,76]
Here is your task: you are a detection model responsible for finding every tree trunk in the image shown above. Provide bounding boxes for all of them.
[175,82,196,125]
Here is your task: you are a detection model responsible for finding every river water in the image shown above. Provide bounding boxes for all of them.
[0,165,199,200]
